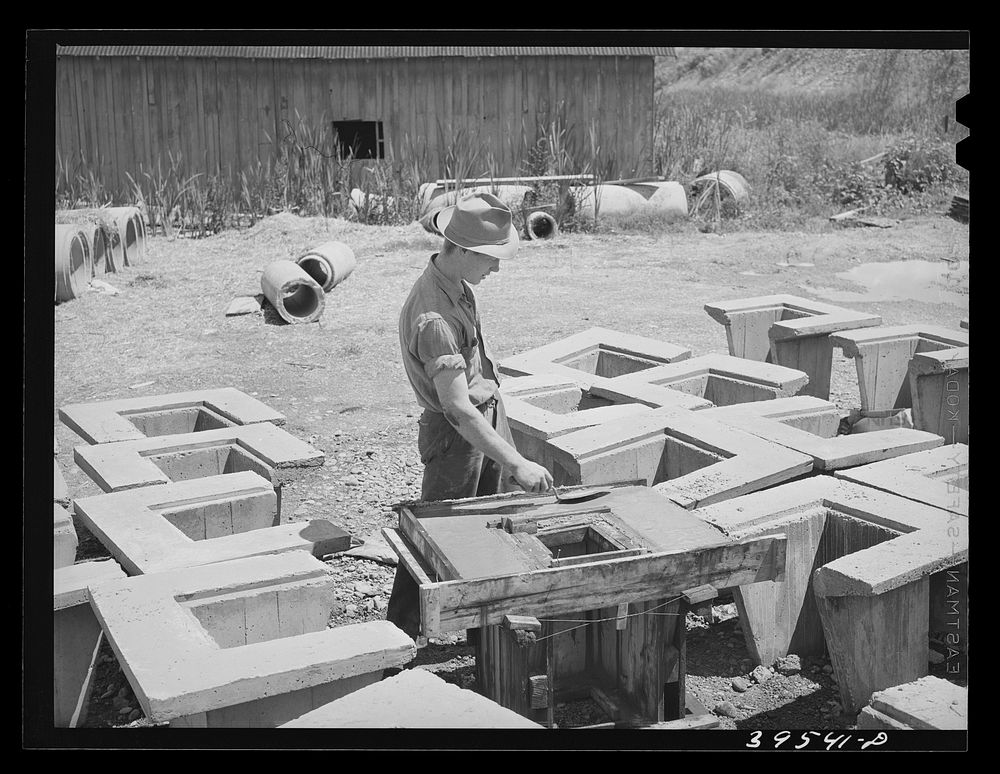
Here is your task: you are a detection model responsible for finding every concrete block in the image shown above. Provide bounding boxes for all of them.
[546,406,813,509]
[836,445,969,667]
[864,675,967,730]
[830,325,968,414]
[812,504,967,714]
[856,705,912,730]
[499,374,700,471]
[700,395,842,436]
[72,472,350,575]
[280,668,543,728]
[54,457,70,506]
[612,354,810,405]
[54,503,78,569]
[53,559,127,727]
[698,477,956,667]
[701,408,943,472]
[498,327,692,389]
[704,294,881,399]
[59,387,286,445]
[908,347,969,444]
[73,423,324,498]
[88,552,416,725]
[834,444,968,516]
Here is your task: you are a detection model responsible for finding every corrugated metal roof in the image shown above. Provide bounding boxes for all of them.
[56,45,675,59]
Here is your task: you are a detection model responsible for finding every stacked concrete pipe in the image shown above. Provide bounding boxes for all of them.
[261,260,326,324]
[55,209,125,273]
[55,225,93,303]
[295,241,357,292]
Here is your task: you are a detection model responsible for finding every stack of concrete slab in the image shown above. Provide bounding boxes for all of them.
[62,389,322,519]
[55,388,426,729]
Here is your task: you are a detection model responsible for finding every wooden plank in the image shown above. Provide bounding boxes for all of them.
[681,584,718,606]
[81,58,100,173]
[146,59,163,168]
[397,508,463,582]
[503,614,541,633]
[135,58,152,174]
[114,57,133,177]
[73,58,90,166]
[55,57,76,170]
[419,535,785,636]
[380,527,433,586]
[550,548,645,568]
[90,57,110,181]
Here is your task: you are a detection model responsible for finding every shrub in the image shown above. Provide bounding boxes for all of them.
[882,136,957,194]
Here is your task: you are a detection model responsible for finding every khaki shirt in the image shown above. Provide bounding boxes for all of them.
[399,254,501,412]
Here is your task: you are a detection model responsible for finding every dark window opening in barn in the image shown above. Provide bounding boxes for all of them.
[332,121,383,160]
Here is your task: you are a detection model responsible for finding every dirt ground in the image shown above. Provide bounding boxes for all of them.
[53,209,969,732]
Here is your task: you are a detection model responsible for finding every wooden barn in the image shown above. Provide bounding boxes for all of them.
[55,46,675,190]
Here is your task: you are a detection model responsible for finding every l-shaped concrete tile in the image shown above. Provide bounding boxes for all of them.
[499,327,692,388]
[73,422,324,493]
[72,472,350,575]
[88,552,415,724]
[546,406,814,508]
[701,405,943,471]
[60,387,286,444]
[834,444,968,515]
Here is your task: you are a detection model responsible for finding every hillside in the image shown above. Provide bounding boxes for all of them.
[655,47,970,98]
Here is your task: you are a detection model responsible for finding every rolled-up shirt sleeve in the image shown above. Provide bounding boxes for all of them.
[415,315,467,380]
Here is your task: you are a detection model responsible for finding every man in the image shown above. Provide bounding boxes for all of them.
[386,192,554,639]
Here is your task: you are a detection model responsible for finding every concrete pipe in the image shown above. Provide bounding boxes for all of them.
[101,207,147,267]
[525,211,558,240]
[54,225,92,304]
[295,241,357,292]
[575,184,648,218]
[87,223,119,275]
[417,185,534,235]
[261,260,326,324]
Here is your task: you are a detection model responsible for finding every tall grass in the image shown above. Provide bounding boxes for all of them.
[653,49,969,228]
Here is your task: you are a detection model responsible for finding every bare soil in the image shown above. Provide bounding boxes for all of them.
[55,210,969,730]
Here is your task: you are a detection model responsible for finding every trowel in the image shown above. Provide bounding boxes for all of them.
[552,486,611,503]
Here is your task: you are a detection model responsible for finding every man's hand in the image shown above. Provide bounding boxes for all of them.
[510,458,554,493]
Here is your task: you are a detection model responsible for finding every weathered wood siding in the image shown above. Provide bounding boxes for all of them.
[55,55,655,187]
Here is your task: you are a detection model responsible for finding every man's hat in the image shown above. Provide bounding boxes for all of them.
[434,192,520,260]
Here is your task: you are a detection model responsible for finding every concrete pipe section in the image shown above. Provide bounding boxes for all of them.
[261,260,326,324]
[55,225,93,303]
[88,224,117,275]
[101,207,147,267]
[525,211,558,240]
[295,241,357,292]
